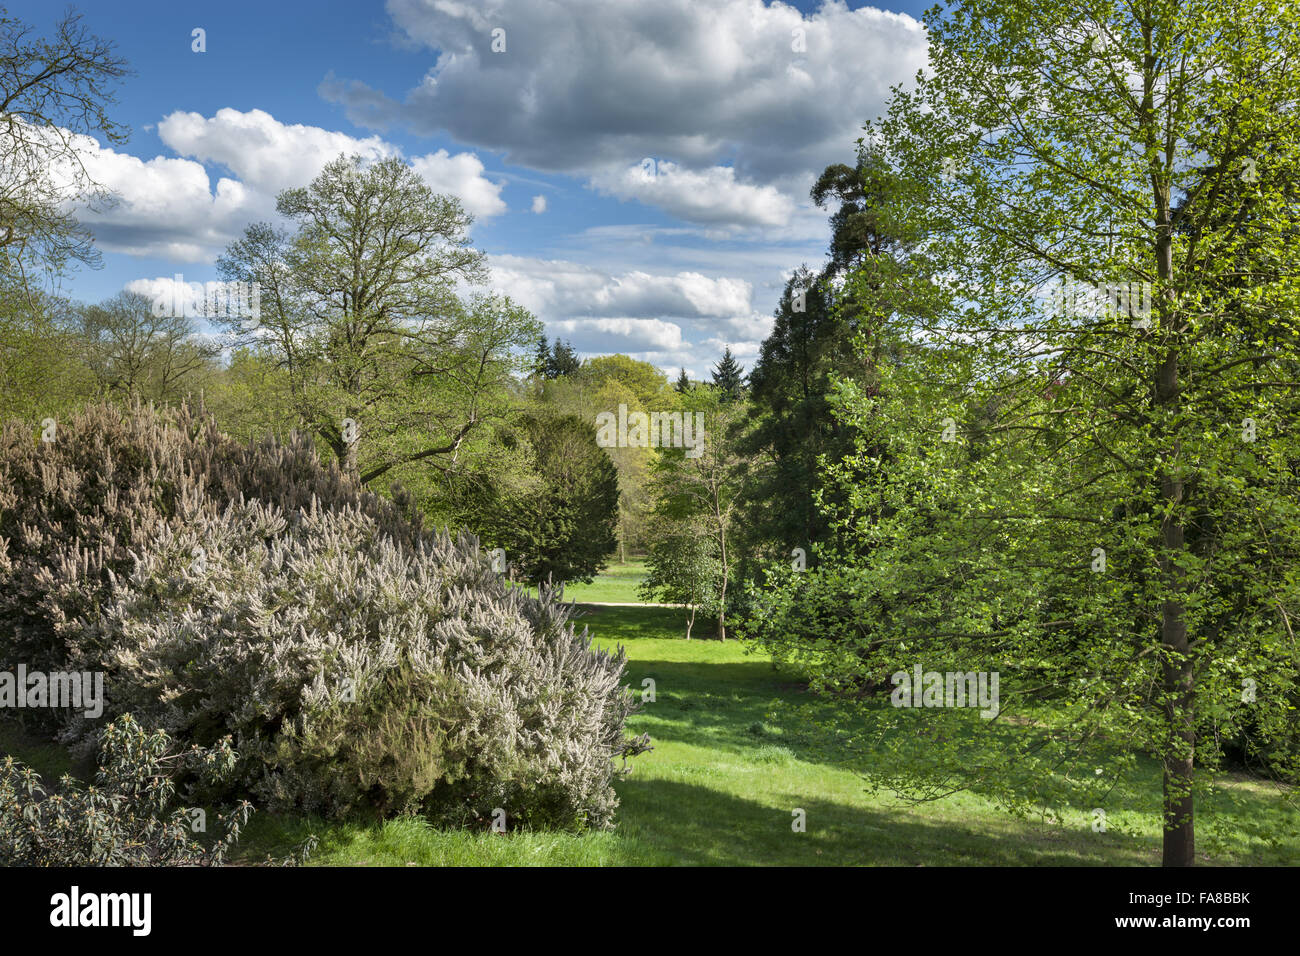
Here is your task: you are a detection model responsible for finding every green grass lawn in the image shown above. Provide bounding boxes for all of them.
[6,600,1296,866]
[564,557,649,603]
[515,557,652,604]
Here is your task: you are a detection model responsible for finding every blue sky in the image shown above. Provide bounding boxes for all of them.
[11,0,936,378]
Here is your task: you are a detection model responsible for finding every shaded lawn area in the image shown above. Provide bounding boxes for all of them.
[598,639,1297,866]
[570,602,697,641]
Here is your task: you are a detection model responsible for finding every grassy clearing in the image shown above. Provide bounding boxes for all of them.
[5,597,1295,866]
[514,557,653,604]
[563,557,649,603]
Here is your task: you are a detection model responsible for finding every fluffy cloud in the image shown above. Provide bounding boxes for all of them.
[490,254,755,320]
[589,160,794,228]
[531,194,548,213]
[73,109,505,261]
[487,253,772,374]
[547,317,686,353]
[321,0,928,225]
[409,149,507,217]
[157,108,396,194]
[75,142,258,261]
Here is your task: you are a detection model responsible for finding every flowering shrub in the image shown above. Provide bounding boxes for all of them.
[0,402,648,827]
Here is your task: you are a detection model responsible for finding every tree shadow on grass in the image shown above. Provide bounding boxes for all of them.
[571,603,695,641]
[613,777,1156,866]
[620,660,1298,865]
[624,657,847,760]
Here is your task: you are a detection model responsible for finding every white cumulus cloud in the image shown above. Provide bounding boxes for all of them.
[322,0,928,228]
[69,109,506,261]
[589,160,794,228]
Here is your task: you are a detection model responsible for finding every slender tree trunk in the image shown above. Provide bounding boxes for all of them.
[716,523,728,642]
[714,491,729,641]
[685,606,694,640]
[1154,185,1195,867]
[1160,512,1195,867]
[1159,425,1194,867]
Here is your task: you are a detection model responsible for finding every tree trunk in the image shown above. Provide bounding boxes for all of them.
[685,606,694,640]
[716,514,728,642]
[1155,185,1194,867]
[1159,444,1194,866]
[1161,587,1195,867]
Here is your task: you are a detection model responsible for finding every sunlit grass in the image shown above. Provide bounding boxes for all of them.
[563,558,650,603]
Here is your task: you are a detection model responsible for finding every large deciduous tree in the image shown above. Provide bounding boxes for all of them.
[760,0,1300,867]
[217,154,538,486]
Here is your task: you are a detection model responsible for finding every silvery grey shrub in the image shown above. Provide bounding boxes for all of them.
[0,399,422,681]
[0,401,648,828]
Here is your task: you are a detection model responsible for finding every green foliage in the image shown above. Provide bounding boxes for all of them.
[710,347,745,402]
[539,338,580,379]
[645,388,747,639]
[0,714,301,866]
[532,333,552,377]
[216,155,539,486]
[0,287,98,421]
[534,358,674,560]
[576,354,672,408]
[751,0,1300,864]
[467,411,620,588]
[739,146,913,573]
[739,268,858,565]
[75,291,220,402]
[639,521,722,638]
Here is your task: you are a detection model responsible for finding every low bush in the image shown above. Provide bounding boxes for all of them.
[0,714,303,866]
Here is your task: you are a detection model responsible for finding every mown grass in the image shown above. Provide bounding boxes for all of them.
[562,557,649,603]
[513,557,653,604]
[589,633,1296,866]
[4,586,1295,866]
